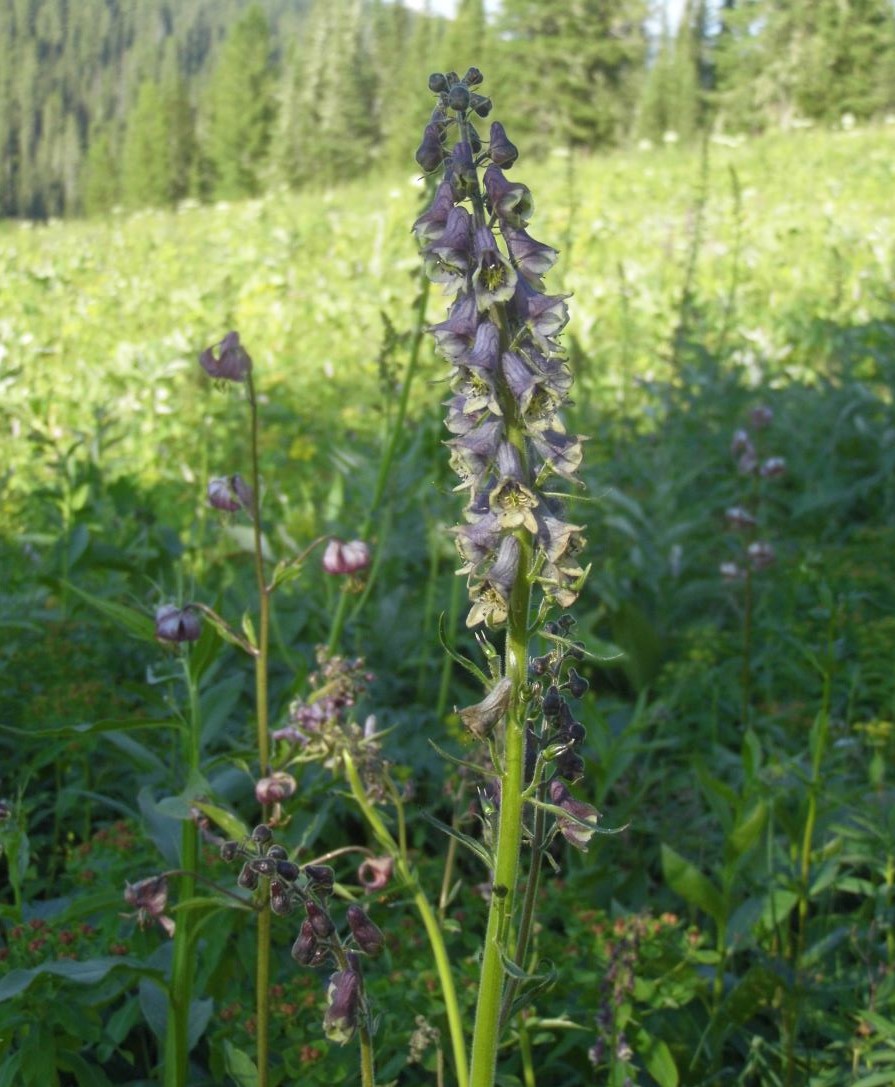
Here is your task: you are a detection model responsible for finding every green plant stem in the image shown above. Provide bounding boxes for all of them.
[327,276,431,654]
[499,777,547,1030]
[164,658,201,1087]
[342,754,468,1087]
[468,539,533,1087]
[741,567,753,727]
[247,373,271,1087]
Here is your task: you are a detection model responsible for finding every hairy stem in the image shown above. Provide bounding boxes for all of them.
[163,659,201,1087]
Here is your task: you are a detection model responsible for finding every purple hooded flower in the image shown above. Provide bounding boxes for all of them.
[483,165,534,226]
[124,875,175,937]
[428,290,480,361]
[501,223,558,288]
[511,277,570,348]
[454,511,502,573]
[462,319,501,372]
[488,121,518,168]
[548,779,600,851]
[415,122,447,173]
[529,427,585,480]
[412,180,455,244]
[501,351,543,415]
[200,331,252,382]
[323,968,362,1044]
[471,225,517,309]
[425,205,474,283]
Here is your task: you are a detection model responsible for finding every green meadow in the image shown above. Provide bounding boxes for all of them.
[2,123,895,1084]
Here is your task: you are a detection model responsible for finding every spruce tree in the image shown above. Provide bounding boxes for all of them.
[202,5,277,199]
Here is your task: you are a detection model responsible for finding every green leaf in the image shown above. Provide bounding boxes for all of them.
[193,801,249,844]
[61,581,155,642]
[728,799,767,858]
[437,613,490,687]
[0,958,164,1001]
[420,811,493,871]
[224,1041,260,1087]
[660,843,725,925]
[633,1027,678,1087]
[56,1050,115,1087]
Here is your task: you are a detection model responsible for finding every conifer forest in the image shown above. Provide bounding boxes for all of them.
[2,2,895,1085]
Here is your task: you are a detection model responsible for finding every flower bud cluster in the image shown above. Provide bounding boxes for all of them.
[220,824,386,1045]
[272,648,385,799]
[721,405,785,582]
[414,70,587,629]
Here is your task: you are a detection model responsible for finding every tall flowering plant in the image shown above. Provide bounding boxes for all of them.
[414,68,598,1086]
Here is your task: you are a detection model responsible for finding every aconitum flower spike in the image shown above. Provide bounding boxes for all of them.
[414,69,588,628]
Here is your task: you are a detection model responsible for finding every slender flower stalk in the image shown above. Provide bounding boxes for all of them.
[161,655,201,1087]
[414,69,591,1087]
[246,370,273,1087]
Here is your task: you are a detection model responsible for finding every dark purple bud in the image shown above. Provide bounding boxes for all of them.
[555,748,585,784]
[467,123,482,154]
[291,919,320,966]
[471,93,492,117]
[199,331,252,382]
[251,823,273,844]
[346,905,385,956]
[447,84,470,111]
[416,123,447,173]
[155,604,201,645]
[303,864,335,897]
[250,856,278,877]
[237,863,259,890]
[489,122,518,168]
[541,682,565,717]
[530,654,550,676]
[276,859,301,882]
[462,66,484,86]
[322,538,372,575]
[458,676,513,740]
[270,879,293,916]
[266,844,288,860]
[357,855,394,892]
[450,139,478,198]
[323,968,362,1044]
[306,901,335,939]
[565,719,587,743]
[428,72,449,94]
[567,668,589,698]
[220,840,240,862]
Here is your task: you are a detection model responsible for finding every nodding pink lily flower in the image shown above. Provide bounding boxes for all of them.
[255,771,297,806]
[199,331,252,382]
[748,541,776,571]
[322,539,371,576]
[155,604,201,645]
[207,474,254,513]
[725,506,758,530]
[760,456,786,478]
[124,875,175,937]
[357,855,394,892]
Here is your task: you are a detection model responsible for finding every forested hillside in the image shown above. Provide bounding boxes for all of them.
[2,0,895,219]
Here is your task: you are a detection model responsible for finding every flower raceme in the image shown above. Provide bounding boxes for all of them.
[414,69,588,630]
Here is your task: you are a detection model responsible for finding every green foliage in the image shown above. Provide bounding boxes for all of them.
[2,122,895,1085]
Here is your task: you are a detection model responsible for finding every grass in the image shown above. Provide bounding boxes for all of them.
[1,121,895,1086]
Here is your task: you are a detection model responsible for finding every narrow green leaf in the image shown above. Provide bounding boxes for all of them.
[661,843,725,925]
[420,811,493,871]
[193,801,250,844]
[61,581,155,642]
[633,1027,678,1087]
